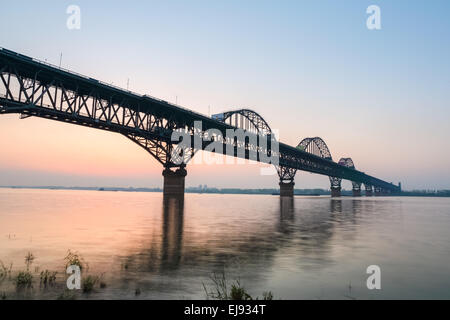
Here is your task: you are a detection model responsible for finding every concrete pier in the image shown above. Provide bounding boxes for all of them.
[352,189,362,197]
[365,190,373,197]
[163,167,187,197]
[279,181,295,197]
[331,187,341,198]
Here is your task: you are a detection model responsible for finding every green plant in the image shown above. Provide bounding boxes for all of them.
[0,260,13,281]
[57,290,77,300]
[202,271,229,300]
[203,271,274,300]
[230,281,252,300]
[15,271,33,288]
[82,275,99,293]
[64,250,87,271]
[25,252,35,271]
[40,270,57,286]
[203,271,254,300]
[261,291,273,300]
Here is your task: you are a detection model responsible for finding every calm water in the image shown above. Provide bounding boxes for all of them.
[0,188,449,299]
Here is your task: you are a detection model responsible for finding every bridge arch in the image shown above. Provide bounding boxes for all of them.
[336,157,362,196]
[297,137,332,160]
[221,109,272,135]
[220,108,296,195]
[338,157,355,169]
[298,137,344,195]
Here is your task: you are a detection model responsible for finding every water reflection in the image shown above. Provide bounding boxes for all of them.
[330,199,342,213]
[116,196,368,297]
[161,196,184,270]
[3,189,443,299]
[278,197,295,234]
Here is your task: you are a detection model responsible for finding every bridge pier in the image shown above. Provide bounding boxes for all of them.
[276,165,297,198]
[365,184,373,196]
[279,181,295,197]
[352,181,362,197]
[374,187,382,197]
[163,167,187,197]
[331,186,341,198]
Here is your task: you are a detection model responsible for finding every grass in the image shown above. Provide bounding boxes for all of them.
[64,250,87,271]
[57,290,77,300]
[82,275,99,293]
[229,280,253,300]
[202,271,273,300]
[40,270,57,286]
[25,252,35,271]
[0,260,13,281]
[15,271,33,288]
[1,249,109,298]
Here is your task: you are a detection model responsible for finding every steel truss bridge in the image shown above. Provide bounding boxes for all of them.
[0,48,400,197]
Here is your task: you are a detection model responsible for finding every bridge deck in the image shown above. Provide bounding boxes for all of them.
[0,48,399,192]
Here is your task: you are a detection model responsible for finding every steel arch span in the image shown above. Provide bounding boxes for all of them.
[297,137,333,160]
[221,109,272,136]
[218,108,298,185]
[337,157,362,194]
[338,158,355,169]
[297,137,340,189]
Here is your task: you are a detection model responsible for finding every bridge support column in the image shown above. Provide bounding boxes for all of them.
[365,184,373,196]
[352,181,362,197]
[163,167,187,197]
[279,181,295,197]
[374,187,382,197]
[276,166,297,198]
[329,176,341,198]
[331,187,341,197]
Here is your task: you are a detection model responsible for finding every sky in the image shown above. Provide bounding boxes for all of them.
[0,0,449,190]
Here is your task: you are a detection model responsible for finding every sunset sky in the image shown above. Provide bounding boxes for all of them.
[1,0,449,190]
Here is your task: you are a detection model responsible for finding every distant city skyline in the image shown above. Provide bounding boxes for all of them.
[1,1,450,190]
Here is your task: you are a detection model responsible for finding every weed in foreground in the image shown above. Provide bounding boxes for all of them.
[15,271,33,288]
[82,275,99,293]
[40,270,57,286]
[64,250,88,272]
[203,271,273,300]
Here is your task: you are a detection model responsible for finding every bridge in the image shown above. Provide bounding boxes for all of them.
[0,48,400,197]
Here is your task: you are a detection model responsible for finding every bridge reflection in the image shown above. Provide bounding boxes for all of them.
[111,196,374,298]
[161,196,184,270]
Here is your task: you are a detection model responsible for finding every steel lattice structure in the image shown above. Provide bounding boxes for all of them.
[0,48,400,192]
[297,137,343,189]
[336,158,361,191]
[222,109,272,136]
[297,137,333,160]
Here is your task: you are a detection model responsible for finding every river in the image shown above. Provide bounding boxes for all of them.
[0,188,449,299]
